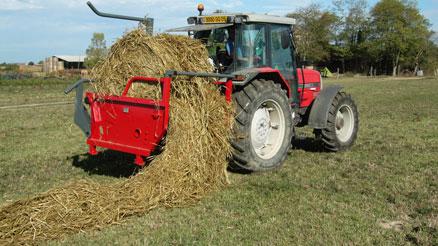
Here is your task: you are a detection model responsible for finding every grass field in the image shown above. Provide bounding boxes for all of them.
[0,77,437,245]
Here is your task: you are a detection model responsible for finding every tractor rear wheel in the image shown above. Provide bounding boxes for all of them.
[317,91,359,151]
[231,79,293,171]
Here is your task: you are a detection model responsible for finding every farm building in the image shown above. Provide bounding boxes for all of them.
[43,55,86,73]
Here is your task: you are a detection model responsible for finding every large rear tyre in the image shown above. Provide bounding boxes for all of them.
[231,79,293,171]
[316,91,359,151]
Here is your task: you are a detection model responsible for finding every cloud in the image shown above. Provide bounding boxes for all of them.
[0,0,42,10]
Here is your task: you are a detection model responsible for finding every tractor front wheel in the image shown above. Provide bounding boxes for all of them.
[316,91,359,151]
[231,79,293,171]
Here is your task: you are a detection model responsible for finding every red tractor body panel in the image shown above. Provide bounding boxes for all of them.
[254,67,292,98]
[297,68,321,108]
[245,67,321,108]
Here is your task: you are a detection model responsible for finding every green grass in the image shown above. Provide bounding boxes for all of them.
[0,77,437,245]
[0,78,76,107]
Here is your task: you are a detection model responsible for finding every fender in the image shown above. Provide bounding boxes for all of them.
[232,67,291,98]
[308,85,343,129]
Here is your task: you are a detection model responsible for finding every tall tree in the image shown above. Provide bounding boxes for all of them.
[368,0,431,76]
[333,0,368,45]
[85,33,108,68]
[331,0,369,73]
[287,4,338,64]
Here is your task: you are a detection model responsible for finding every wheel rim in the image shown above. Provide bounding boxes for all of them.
[335,104,355,143]
[250,99,286,160]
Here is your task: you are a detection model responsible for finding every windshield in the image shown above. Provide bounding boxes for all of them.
[231,24,267,72]
[194,24,268,73]
[194,28,234,72]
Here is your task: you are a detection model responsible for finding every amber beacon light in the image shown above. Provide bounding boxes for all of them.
[197,3,205,16]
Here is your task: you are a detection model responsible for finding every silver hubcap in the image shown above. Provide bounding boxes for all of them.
[335,104,354,143]
[250,100,285,160]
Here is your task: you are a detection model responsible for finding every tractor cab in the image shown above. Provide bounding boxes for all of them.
[193,23,293,77]
[168,13,296,71]
[167,13,306,107]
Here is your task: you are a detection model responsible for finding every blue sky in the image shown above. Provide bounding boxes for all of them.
[0,0,437,63]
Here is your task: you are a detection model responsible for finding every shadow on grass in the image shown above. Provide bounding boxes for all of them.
[70,150,145,178]
[70,137,324,177]
[291,136,324,153]
[227,164,253,175]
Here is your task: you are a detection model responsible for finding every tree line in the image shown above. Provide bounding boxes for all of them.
[287,0,438,76]
[84,0,437,76]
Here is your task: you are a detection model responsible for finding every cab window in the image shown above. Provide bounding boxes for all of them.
[194,28,233,72]
[270,24,294,81]
[233,24,267,72]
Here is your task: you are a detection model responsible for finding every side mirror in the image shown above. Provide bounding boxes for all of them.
[281,30,290,49]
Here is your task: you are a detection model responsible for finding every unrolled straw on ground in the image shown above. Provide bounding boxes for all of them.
[0,29,233,244]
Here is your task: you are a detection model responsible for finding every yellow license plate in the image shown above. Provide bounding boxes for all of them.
[203,16,228,24]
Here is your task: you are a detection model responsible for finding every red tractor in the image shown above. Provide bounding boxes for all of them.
[65,3,359,171]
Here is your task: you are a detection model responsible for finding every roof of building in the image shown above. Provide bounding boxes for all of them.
[54,55,86,63]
